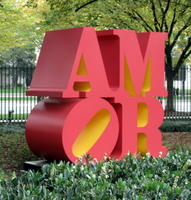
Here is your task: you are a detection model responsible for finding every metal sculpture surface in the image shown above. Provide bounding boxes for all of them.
[26,27,168,162]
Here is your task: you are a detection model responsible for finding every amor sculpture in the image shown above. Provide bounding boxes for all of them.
[26,27,168,162]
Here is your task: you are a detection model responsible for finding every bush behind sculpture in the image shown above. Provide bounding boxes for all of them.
[0,151,191,200]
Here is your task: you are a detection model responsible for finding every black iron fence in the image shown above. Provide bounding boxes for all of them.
[0,66,191,122]
[161,65,191,120]
[0,67,37,122]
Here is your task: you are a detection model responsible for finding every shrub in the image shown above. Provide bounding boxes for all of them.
[0,123,25,134]
[160,120,191,132]
[0,151,191,200]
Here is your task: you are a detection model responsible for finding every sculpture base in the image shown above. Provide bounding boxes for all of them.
[23,160,48,171]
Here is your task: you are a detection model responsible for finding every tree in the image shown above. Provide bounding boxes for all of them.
[0,47,36,87]
[0,0,46,54]
[27,0,191,111]
[0,0,48,87]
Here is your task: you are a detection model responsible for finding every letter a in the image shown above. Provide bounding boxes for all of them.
[27,27,110,98]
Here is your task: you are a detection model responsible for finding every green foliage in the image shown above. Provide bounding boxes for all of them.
[2,0,190,69]
[0,151,191,199]
[160,120,191,132]
[0,0,42,53]
[0,123,25,134]
[0,47,36,89]
[0,48,36,68]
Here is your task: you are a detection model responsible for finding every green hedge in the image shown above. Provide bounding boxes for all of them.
[0,123,25,134]
[0,151,191,200]
[0,120,190,134]
[160,120,191,132]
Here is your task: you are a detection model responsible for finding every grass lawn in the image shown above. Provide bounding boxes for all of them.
[0,113,29,121]
[0,97,36,101]
[1,87,27,93]
[0,131,38,177]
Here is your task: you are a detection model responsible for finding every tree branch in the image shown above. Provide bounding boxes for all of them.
[174,37,191,75]
[150,0,160,31]
[170,20,190,50]
[75,0,98,12]
[158,0,170,32]
[123,9,151,31]
[168,2,177,41]
[177,5,189,18]
[184,48,191,60]
[132,9,154,31]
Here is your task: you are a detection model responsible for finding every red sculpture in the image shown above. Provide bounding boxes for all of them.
[26,27,168,162]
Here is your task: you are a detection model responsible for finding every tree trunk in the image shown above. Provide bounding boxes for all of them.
[166,68,174,111]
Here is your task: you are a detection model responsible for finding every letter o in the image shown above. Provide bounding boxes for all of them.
[26,98,119,162]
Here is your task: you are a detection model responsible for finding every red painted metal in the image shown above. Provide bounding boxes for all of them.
[26,27,168,162]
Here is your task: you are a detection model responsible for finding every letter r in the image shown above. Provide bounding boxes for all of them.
[111,97,167,159]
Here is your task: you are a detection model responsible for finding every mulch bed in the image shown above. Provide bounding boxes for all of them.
[162,132,191,151]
